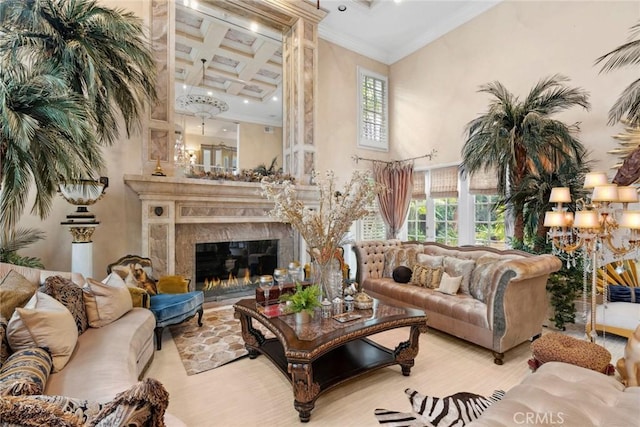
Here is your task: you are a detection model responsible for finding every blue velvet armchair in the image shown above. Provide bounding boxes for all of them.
[107,255,203,350]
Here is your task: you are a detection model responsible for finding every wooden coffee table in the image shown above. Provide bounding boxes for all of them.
[233,297,428,422]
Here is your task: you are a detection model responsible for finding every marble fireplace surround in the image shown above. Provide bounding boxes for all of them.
[124,175,318,286]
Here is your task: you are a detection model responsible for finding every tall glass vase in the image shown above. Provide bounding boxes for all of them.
[312,258,342,301]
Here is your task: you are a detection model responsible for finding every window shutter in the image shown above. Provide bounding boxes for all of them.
[469,168,499,195]
[358,67,389,151]
[429,166,458,198]
[359,198,387,240]
[412,170,426,200]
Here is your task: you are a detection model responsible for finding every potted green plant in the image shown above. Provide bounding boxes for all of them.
[279,283,321,324]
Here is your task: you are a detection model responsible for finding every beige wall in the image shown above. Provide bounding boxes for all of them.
[390,0,640,171]
[316,39,390,180]
[238,122,283,171]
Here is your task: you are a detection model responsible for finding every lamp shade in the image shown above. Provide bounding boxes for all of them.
[573,210,600,229]
[592,184,619,203]
[583,172,608,189]
[617,186,639,203]
[620,211,640,229]
[544,211,566,227]
[549,187,571,203]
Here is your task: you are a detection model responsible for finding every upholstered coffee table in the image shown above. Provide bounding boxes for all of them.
[233,297,428,422]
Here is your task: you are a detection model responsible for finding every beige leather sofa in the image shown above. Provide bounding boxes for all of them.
[353,241,561,364]
[0,262,185,426]
[469,361,640,426]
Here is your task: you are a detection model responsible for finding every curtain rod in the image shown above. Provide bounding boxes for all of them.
[352,149,437,165]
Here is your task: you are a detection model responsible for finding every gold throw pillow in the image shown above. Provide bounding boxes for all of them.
[410,264,443,288]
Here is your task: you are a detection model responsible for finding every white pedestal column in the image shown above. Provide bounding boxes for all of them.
[71,241,94,278]
[62,224,98,277]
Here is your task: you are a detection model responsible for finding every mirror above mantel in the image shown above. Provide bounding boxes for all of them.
[147,0,326,180]
[174,2,284,173]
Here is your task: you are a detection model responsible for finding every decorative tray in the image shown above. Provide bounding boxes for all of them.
[332,312,362,323]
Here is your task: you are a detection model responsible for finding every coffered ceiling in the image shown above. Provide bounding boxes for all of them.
[174,2,284,136]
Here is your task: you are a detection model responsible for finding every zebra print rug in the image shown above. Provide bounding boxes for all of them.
[374,388,504,427]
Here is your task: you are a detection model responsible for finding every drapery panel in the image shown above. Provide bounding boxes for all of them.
[373,161,414,239]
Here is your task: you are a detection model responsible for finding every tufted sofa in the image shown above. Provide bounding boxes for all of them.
[352,240,562,364]
[0,262,185,426]
[469,361,640,426]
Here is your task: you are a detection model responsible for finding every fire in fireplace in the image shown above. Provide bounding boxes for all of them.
[195,239,278,300]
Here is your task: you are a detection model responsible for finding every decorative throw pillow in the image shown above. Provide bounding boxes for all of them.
[0,316,9,365]
[83,273,133,328]
[443,257,476,295]
[383,247,400,277]
[127,286,150,308]
[0,378,169,427]
[416,254,444,268]
[157,275,190,294]
[42,275,88,335]
[0,395,84,426]
[392,266,413,284]
[470,259,501,303]
[608,285,639,303]
[383,245,424,277]
[410,264,443,289]
[0,270,37,320]
[0,347,52,396]
[7,292,78,372]
[436,272,463,295]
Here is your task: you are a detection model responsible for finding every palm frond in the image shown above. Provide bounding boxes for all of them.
[607,78,640,126]
[0,227,45,268]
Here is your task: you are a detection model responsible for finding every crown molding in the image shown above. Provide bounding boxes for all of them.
[386,1,501,64]
[318,26,392,64]
[318,0,501,65]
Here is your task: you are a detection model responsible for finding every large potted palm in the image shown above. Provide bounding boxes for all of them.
[460,75,590,247]
[0,0,156,263]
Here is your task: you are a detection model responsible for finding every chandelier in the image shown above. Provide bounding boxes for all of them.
[176,58,229,135]
[544,171,640,341]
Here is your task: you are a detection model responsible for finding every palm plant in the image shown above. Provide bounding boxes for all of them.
[503,162,591,252]
[460,75,590,245]
[0,0,157,144]
[0,0,156,262]
[0,64,100,239]
[596,20,640,126]
[0,229,46,268]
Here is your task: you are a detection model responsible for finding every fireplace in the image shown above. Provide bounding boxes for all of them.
[123,175,318,300]
[195,239,278,300]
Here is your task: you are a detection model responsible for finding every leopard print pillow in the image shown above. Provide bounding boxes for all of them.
[42,275,88,334]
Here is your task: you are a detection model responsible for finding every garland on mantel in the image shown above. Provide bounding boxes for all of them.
[185,169,295,184]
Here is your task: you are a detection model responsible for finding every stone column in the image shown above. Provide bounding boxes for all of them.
[283,17,319,184]
[147,0,175,176]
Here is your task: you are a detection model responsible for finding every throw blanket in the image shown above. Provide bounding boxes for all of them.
[375,388,504,427]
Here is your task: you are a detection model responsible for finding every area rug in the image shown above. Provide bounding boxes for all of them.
[374,388,504,427]
[169,305,271,376]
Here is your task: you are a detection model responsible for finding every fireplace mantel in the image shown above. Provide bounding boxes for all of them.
[124,174,318,278]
